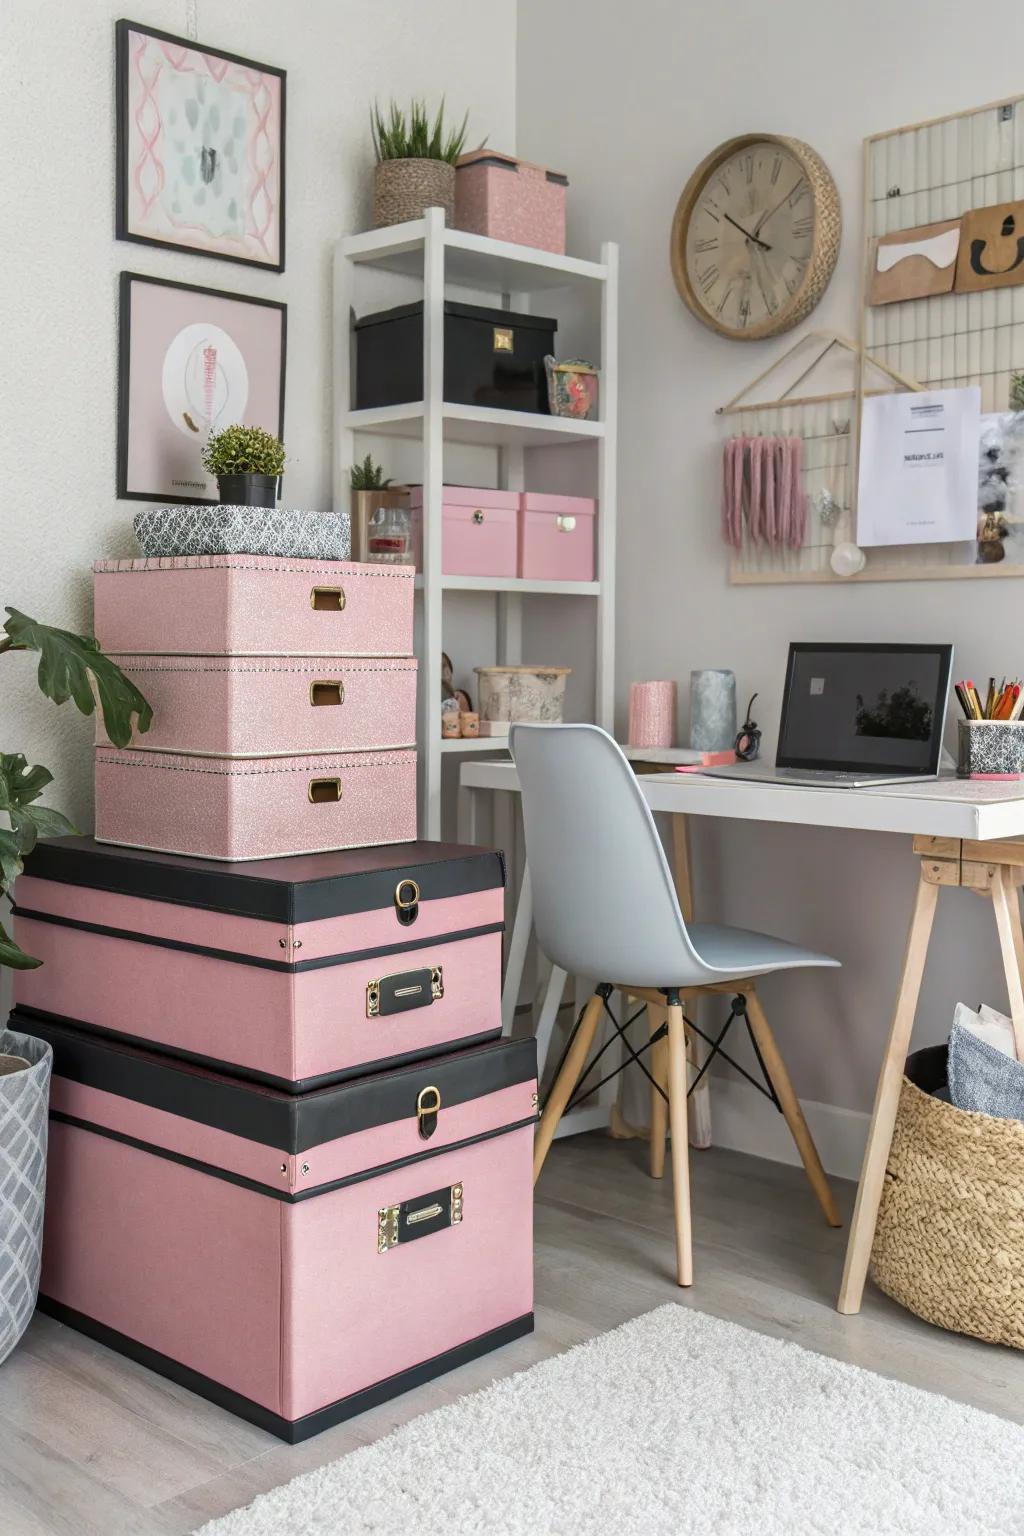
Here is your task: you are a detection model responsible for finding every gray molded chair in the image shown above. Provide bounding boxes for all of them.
[510,722,842,1287]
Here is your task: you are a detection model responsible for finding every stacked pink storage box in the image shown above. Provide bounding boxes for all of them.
[92,555,418,860]
[409,487,597,583]
[11,554,538,1440]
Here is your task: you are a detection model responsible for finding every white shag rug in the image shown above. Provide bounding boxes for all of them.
[197,1306,1024,1536]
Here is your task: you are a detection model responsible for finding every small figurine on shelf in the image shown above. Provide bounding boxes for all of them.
[735,693,762,761]
[441,651,473,737]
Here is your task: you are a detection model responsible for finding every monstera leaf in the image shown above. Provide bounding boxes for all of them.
[0,753,77,971]
[3,608,152,748]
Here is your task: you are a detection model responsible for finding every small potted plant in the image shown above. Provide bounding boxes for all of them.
[201,424,286,509]
[349,454,412,563]
[371,98,474,228]
[0,605,151,1363]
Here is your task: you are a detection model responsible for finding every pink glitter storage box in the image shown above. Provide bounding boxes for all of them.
[455,151,568,254]
[94,745,417,861]
[518,493,596,583]
[93,557,414,658]
[25,1013,535,1441]
[97,655,418,757]
[15,836,505,1087]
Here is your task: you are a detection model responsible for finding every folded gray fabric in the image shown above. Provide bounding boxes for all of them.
[947,1021,1024,1122]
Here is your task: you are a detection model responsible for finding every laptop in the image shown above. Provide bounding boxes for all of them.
[703,642,954,789]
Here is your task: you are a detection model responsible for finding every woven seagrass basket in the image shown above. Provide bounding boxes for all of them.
[373,159,455,228]
[871,1043,1024,1350]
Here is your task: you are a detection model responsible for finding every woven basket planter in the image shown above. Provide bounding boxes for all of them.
[0,1027,52,1364]
[871,1043,1024,1349]
[373,159,455,228]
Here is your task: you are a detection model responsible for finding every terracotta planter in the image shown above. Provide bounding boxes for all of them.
[373,159,455,228]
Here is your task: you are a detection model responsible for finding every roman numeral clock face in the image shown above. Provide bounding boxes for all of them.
[671,136,841,340]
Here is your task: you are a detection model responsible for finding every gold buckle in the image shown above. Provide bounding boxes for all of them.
[416,1084,441,1138]
[395,878,420,910]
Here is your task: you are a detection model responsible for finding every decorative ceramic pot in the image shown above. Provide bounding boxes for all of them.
[216,472,280,509]
[373,159,455,228]
[0,1028,52,1365]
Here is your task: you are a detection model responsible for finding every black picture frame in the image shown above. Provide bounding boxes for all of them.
[117,270,287,504]
[115,18,286,273]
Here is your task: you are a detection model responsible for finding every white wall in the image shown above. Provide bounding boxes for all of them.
[516,0,1024,1120]
[1,0,515,837]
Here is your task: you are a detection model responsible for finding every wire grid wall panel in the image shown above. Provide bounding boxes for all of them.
[725,399,857,582]
[853,96,1024,582]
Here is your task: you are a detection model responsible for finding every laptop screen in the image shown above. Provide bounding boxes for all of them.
[776,643,953,775]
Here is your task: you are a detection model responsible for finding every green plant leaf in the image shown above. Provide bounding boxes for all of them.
[0,919,41,971]
[3,609,153,748]
[0,753,77,866]
[201,424,286,478]
[0,828,20,888]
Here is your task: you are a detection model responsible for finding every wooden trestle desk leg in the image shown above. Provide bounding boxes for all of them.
[837,865,939,1314]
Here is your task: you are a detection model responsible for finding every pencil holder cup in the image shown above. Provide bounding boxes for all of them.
[957,719,1024,779]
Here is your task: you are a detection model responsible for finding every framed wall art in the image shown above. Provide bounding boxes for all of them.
[115,19,286,271]
[117,272,286,504]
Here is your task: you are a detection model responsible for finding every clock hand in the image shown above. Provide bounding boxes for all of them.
[722,211,772,251]
[753,181,803,237]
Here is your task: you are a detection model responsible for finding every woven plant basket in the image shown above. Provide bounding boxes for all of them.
[373,159,455,228]
[871,1043,1024,1349]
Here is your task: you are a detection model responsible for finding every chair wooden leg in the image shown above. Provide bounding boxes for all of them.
[666,1002,693,1286]
[744,988,841,1229]
[532,993,604,1184]
[648,1004,669,1179]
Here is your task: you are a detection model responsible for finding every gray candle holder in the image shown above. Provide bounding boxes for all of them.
[690,669,737,753]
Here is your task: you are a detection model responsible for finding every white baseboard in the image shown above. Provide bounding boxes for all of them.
[708,1077,869,1184]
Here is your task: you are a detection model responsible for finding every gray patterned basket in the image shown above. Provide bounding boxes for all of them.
[957,718,1024,779]
[0,1028,51,1365]
[133,505,352,561]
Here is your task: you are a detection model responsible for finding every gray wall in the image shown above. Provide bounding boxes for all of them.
[516,0,1023,1115]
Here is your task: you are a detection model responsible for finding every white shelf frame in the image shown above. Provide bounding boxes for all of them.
[333,210,618,839]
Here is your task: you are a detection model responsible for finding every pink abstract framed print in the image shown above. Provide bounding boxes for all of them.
[116,20,285,272]
[117,272,286,504]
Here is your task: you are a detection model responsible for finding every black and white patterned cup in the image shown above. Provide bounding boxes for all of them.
[957,719,1024,778]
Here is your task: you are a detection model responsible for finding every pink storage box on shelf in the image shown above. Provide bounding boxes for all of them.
[25,1012,536,1441]
[409,486,518,579]
[15,837,506,1087]
[98,655,418,757]
[518,493,597,583]
[94,745,417,861]
[455,151,568,254]
[93,557,414,657]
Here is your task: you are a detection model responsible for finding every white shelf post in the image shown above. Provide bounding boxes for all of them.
[596,241,618,731]
[421,207,446,838]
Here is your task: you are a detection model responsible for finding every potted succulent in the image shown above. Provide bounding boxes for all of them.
[371,98,474,228]
[0,606,151,1363]
[201,424,286,509]
[349,454,412,563]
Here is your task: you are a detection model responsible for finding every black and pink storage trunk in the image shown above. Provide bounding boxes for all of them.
[22,1012,535,1441]
[15,837,505,1089]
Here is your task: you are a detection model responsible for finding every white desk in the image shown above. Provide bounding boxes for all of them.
[458,758,1024,1314]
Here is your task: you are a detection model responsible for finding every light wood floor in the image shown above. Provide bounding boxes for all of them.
[1,1133,1021,1535]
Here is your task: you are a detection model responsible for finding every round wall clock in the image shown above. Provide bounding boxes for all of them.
[670,134,841,341]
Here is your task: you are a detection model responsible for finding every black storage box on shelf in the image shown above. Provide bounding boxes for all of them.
[354,300,557,415]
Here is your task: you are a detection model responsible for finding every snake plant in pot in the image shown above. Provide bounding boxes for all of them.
[0,606,151,1363]
[371,97,475,228]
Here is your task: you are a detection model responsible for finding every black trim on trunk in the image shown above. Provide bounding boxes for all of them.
[16,1006,500,1094]
[35,1299,534,1443]
[22,836,506,924]
[13,907,503,974]
[50,1110,537,1201]
[14,1010,536,1154]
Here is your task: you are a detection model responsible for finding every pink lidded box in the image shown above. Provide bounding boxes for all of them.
[15,836,506,1086]
[94,745,417,861]
[409,486,518,578]
[455,151,568,254]
[98,655,418,757]
[25,1013,535,1441]
[518,493,597,583]
[93,557,414,657]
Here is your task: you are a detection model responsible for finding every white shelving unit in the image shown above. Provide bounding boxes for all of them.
[333,208,618,838]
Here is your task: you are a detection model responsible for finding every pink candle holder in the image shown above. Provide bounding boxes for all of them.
[628,680,677,749]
